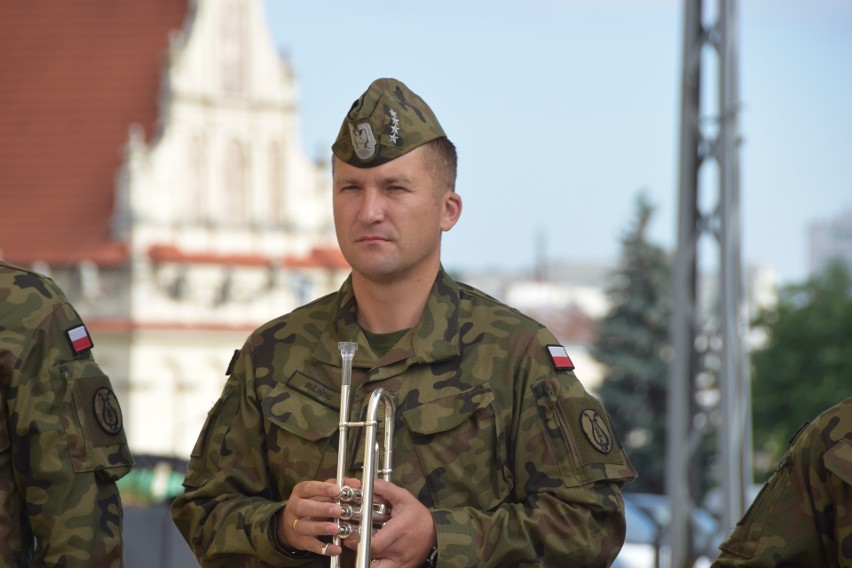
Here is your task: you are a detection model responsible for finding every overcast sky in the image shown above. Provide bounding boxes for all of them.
[263,0,852,285]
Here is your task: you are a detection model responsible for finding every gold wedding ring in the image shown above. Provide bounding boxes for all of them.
[321,543,330,556]
[292,518,299,534]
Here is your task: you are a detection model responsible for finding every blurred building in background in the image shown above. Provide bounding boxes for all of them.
[460,260,778,394]
[0,0,347,458]
[461,262,611,391]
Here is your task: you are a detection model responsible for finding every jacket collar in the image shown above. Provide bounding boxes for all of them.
[313,268,460,368]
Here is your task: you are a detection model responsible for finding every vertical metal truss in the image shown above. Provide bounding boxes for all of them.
[666,0,751,566]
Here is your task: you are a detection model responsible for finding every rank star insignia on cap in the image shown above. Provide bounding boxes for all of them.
[332,78,446,167]
[66,324,93,353]
[547,345,575,371]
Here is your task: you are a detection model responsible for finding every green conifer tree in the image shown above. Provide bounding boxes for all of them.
[594,193,671,494]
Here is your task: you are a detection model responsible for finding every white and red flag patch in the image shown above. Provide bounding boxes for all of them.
[66,324,94,353]
[547,345,575,371]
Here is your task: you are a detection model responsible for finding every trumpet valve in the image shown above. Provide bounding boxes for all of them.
[337,522,354,539]
[372,502,391,525]
[338,485,362,503]
[339,504,360,520]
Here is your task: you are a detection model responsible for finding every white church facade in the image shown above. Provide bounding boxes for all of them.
[103,1,346,456]
[0,0,348,459]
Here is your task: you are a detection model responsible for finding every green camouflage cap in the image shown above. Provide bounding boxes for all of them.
[332,78,446,167]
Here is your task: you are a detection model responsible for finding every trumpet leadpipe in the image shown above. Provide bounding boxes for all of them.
[330,341,396,568]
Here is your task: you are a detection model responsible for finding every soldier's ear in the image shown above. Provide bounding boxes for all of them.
[440,192,462,232]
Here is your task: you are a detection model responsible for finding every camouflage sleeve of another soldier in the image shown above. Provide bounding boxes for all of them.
[0,261,133,567]
[711,397,852,567]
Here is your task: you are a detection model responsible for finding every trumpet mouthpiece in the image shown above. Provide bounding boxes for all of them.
[338,341,358,356]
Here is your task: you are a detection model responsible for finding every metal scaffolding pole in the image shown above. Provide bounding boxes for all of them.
[667,0,751,566]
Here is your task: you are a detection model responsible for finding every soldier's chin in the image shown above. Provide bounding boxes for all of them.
[351,262,409,284]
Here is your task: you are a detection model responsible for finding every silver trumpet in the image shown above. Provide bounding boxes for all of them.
[331,341,396,568]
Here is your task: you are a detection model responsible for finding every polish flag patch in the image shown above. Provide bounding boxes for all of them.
[547,345,575,371]
[66,324,94,354]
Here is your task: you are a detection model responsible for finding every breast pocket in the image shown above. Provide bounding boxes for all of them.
[262,382,339,494]
[402,385,511,510]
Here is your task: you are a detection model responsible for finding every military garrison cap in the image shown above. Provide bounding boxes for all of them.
[332,78,446,167]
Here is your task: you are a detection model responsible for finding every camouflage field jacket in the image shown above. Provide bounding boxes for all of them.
[0,261,133,566]
[712,397,852,567]
[172,270,637,567]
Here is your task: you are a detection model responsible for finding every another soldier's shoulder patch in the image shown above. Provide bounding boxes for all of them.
[92,386,123,435]
[66,324,93,354]
[73,373,127,447]
[546,345,575,371]
[579,408,613,454]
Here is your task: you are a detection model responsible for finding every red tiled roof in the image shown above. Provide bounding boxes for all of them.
[147,244,350,271]
[85,318,260,335]
[285,246,350,270]
[148,244,272,267]
[0,0,189,267]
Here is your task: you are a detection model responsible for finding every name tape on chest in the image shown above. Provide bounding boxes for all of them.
[547,345,575,371]
[288,371,341,410]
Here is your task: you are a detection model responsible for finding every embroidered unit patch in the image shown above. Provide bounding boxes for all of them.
[580,409,613,454]
[92,387,123,435]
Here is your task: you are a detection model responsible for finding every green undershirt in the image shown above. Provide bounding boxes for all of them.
[361,327,410,359]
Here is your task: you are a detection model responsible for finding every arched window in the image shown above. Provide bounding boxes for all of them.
[224,139,247,222]
[269,141,285,224]
[220,0,245,93]
[186,136,204,222]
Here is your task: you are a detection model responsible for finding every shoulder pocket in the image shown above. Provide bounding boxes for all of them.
[533,378,635,485]
[50,359,133,481]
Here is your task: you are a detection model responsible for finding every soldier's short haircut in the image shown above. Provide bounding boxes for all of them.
[423,137,457,195]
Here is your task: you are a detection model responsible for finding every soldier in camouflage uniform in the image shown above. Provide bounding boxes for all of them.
[0,261,133,566]
[711,397,852,567]
[171,78,637,567]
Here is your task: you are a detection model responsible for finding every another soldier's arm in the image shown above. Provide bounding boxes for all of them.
[711,403,852,567]
[430,329,636,567]
[12,300,131,567]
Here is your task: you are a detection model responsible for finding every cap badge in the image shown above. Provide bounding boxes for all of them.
[350,121,377,161]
